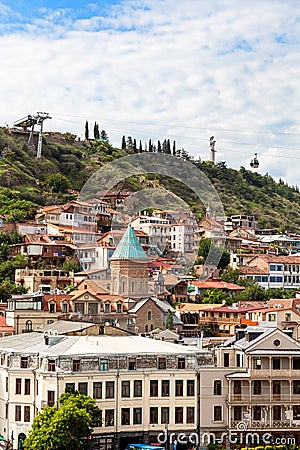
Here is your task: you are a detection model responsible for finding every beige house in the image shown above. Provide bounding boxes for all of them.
[202,327,300,447]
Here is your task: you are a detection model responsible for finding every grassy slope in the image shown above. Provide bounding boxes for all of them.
[0,127,299,231]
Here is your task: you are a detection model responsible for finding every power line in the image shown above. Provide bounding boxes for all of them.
[50,112,300,137]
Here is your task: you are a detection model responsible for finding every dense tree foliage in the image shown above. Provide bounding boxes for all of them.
[24,391,102,450]
[196,238,231,270]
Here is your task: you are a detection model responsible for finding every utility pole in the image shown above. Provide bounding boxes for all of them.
[209,136,216,164]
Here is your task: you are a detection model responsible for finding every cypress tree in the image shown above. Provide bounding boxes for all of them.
[85,121,89,141]
[173,140,176,156]
[139,140,143,152]
[157,140,161,152]
[121,135,126,149]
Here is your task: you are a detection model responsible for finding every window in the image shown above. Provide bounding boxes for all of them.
[293,358,300,370]
[104,302,110,313]
[224,353,229,367]
[15,406,21,422]
[158,357,166,369]
[21,357,29,368]
[214,380,222,396]
[15,378,21,395]
[72,360,80,372]
[49,303,56,313]
[253,380,261,395]
[65,383,75,393]
[293,405,300,420]
[121,408,130,425]
[253,357,261,369]
[106,381,114,399]
[122,381,130,398]
[268,313,276,322]
[88,303,98,315]
[234,406,242,421]
[93,382,102,399]
[293,380,300,395]
[24,379,30,395]
[177,357,185,369]
[48,359,56,372]
[150,407,158,424]
[175,407,183,424]
[213,406,222,422]
[236,354,243,367]
[78,382,88,396]
[148,311,152,322]
[175,380,183,397]
[161,380,169,397]
[47,390,55,407]
[133,408,142,425]
[100,359,108,371]
[273,380,281,397]
[128,358,136,370]
[134,380,142,397]
[24,406,30,422]
[273,405,281,420]
[253,406,261,421]
[25,320,32,332]
[234,380,241,396]
[105,409,114,427]
[117,303,122,313]
[74,303,84,314]
[5,377,8,393]
[150,380,158,397]
[62,302,68,313]
[187,407,195,424]
[161,407,169,424]
[187,380,195,396]
[272,357,280,370]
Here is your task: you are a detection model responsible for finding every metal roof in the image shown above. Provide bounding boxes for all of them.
[0,332,204,357]
[111,226,148,261]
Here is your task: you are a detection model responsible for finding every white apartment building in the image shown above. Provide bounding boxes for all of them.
[0,333,214,450]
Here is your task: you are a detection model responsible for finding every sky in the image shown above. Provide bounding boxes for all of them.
[0,0,299,185]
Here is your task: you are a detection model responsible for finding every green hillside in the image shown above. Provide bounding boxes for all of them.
[0,126,299,232]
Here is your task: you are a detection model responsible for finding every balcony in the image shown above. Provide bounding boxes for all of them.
[228,393,300,403]
[230,420,298,430]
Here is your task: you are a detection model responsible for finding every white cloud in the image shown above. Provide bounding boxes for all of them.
[0,0,299,185]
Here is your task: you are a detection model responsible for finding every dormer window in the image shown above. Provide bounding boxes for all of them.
[49,302,56,313]
[117,302,122,313]
[105,302,111,313]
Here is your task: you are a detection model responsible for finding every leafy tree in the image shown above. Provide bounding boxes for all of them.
[24,391,102,450]
[220,267,240,284]
[196,238,230,270]
[165,309,174,329]
[100,130,108,142]
[45,174,70,194]
[235,283,268,302]
[0,278,27,301]
[201,288,232,305]
[85,121,89,140]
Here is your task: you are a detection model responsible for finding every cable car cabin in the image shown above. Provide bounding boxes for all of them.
[250,153,259,168]
[126,445,165,450]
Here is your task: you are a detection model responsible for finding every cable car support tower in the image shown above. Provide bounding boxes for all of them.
[13,112,51,158]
